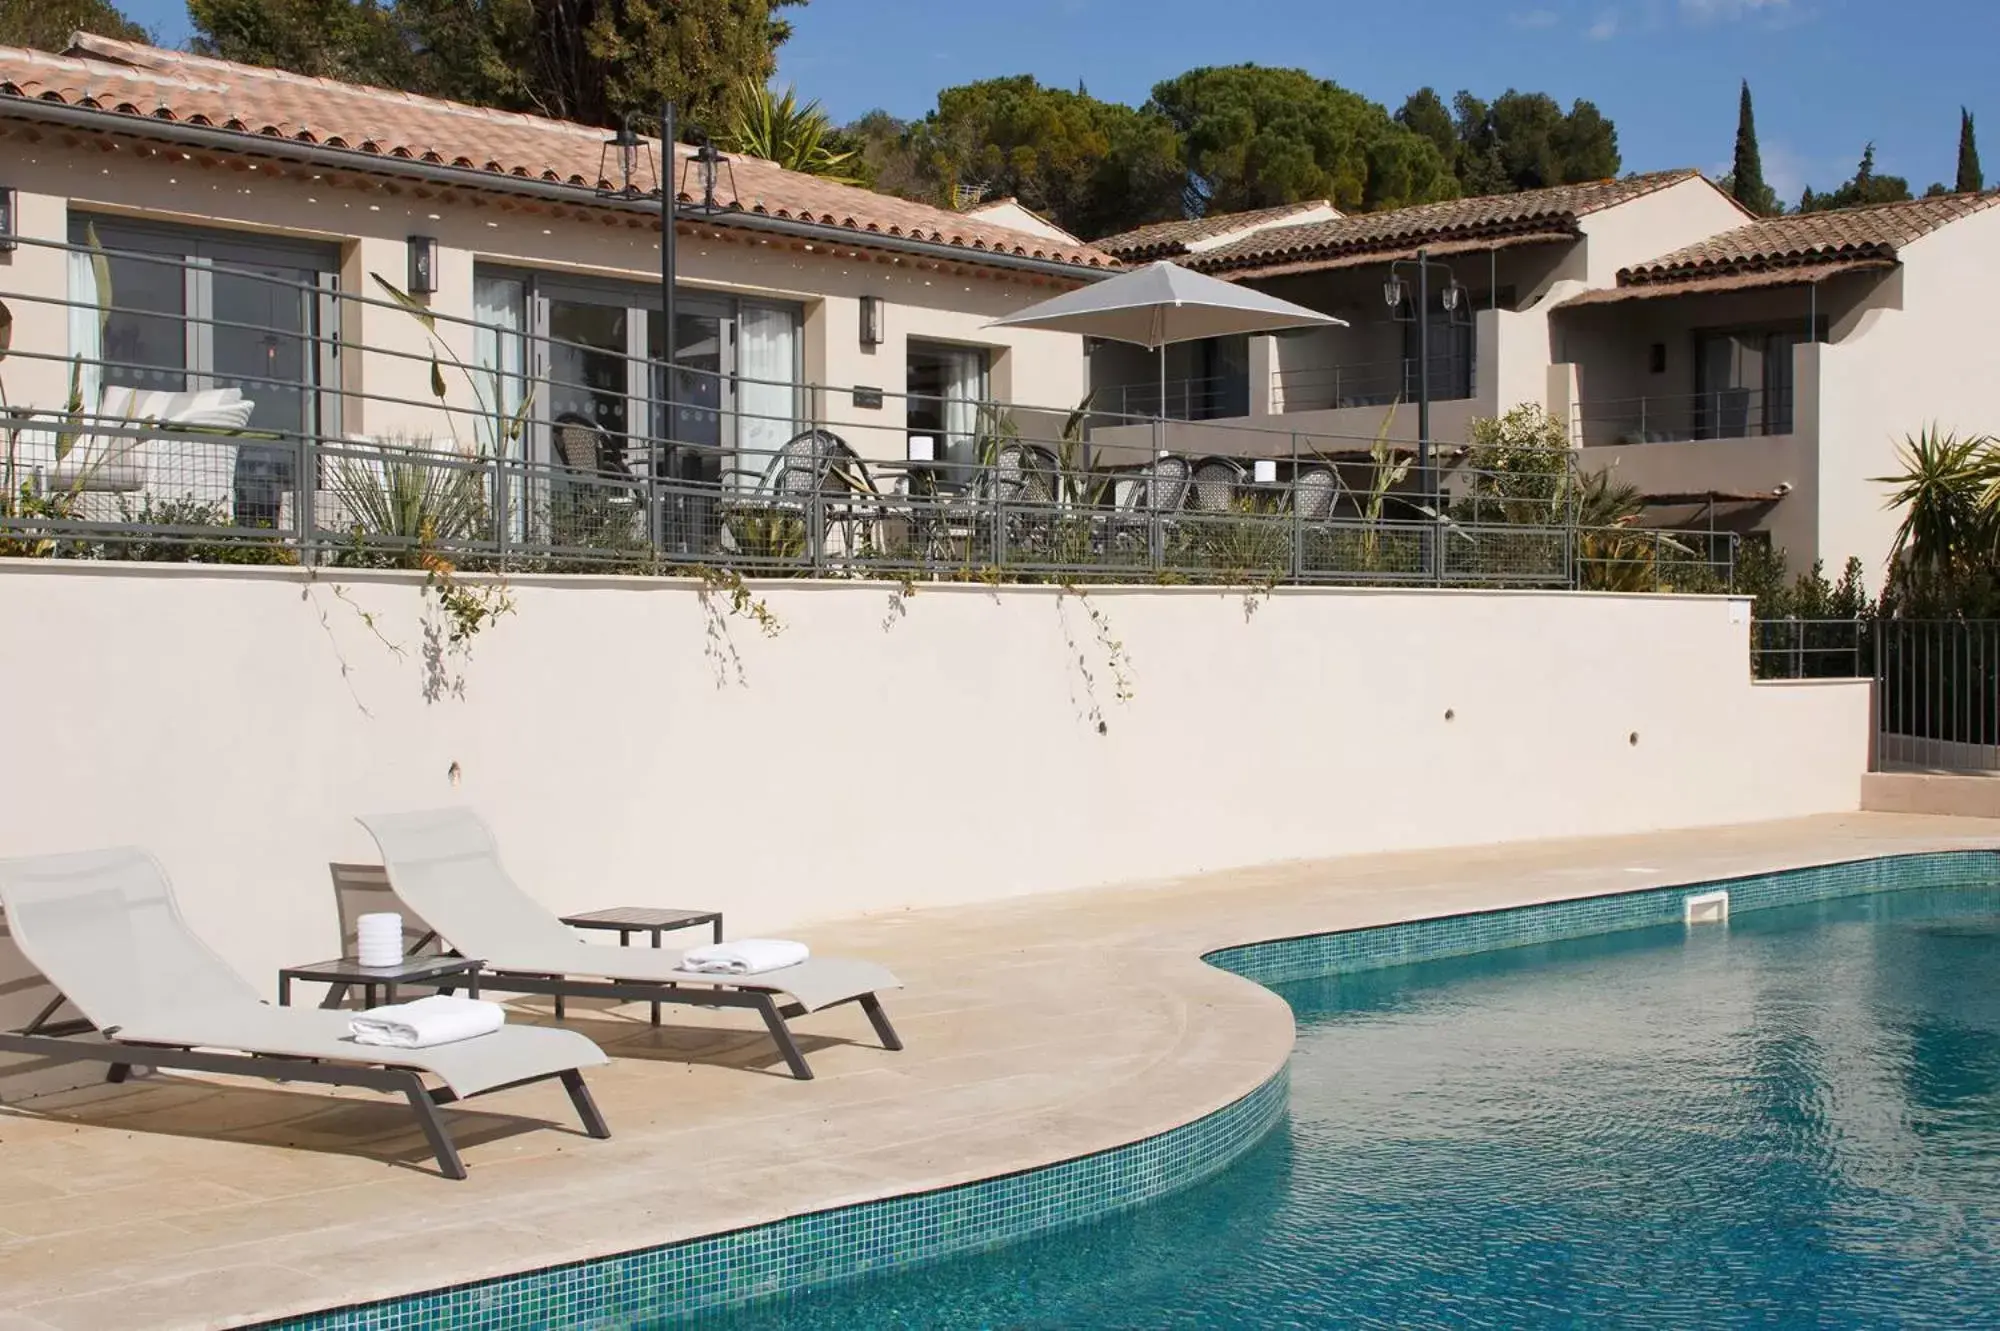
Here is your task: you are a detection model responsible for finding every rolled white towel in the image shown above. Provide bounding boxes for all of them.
[679,938,810,975]
[349,994,506,1049]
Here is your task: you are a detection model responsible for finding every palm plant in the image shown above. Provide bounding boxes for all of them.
[721,80,859,183]
[1872,426,1998,577]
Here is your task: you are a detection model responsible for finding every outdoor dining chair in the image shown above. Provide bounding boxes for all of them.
[1190,457,1245,513]
[1293,465,1338,521]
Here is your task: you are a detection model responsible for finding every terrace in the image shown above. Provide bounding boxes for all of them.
[0,235,1729,591]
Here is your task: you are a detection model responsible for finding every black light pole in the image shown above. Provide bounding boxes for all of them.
[661,99,676,472]
[1385,248,1465,573]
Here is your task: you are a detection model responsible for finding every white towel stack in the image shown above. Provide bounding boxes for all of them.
[680,939,810,975]
[356,912,404,968]
[349,995,505,1049]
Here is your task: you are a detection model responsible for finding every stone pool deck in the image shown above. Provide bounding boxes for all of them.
[4,812,1998,1330]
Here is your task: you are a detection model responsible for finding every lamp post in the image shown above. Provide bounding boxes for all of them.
[1382,248,1467,517]
[600,108,733,552]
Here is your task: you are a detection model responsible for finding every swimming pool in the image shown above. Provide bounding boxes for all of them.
[691,884,2000,1328]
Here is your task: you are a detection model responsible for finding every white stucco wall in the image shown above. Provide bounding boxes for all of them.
[0,563,1867,1005]
[0,139,1091,467]
[1812,207,2000,583]
[1573,177,1753,289]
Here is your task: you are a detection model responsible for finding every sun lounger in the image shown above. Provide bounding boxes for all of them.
[358,809,904,1081]
[0,847,611,1179]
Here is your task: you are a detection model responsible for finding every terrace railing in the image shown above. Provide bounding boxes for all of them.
[0,233,1731,592]
[1574,386,1796,447]
[1271,355,1474,415]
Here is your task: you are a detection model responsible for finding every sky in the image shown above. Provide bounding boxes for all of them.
[121,0,1997,204]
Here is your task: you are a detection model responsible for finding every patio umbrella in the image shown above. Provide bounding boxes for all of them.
[986,260,1347,423]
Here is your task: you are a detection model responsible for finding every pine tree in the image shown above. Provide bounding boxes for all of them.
[1729,80,1777,215]
[1957,108,1984,194]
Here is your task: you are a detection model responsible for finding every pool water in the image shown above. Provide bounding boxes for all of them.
[685,886,2000,1329]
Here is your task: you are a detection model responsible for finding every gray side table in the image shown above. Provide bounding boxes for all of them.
[560,906,724,1025]
[278,954,483,1011]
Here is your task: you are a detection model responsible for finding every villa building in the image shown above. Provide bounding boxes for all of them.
[0,33,1108,493]
[1092,181,2000,577]
[1086,170,1751,457]
[1553,194,2000,576]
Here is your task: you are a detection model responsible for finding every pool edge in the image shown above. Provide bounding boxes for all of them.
[255,846,1999,1330]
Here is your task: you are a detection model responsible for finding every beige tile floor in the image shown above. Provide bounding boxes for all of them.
[3,812,1997,1330]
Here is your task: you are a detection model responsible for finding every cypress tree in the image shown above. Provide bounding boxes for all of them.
[1730,80,1777,214]
[1957,108,1984,193]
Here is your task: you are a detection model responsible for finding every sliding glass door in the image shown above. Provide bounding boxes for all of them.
[478,268,801,484]
[75,217,338,523]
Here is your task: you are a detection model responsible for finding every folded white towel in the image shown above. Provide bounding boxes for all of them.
[679,938,810,975]
[349,995,505,1049]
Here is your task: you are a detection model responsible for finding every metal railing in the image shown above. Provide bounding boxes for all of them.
[1271,354,1474,414]
[1875,620,2000,772]
[1574,387,1796,446]
[1750,617,1870,680]
[1113,375,1247,422]
[0,232,1730,591]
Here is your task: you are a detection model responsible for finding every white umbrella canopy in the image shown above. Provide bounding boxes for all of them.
[986,260,1346,349]
[987,260,1347,429]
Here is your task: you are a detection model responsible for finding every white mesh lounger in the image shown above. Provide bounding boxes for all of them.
[0,847,611,1179]
[359,810,904,1081]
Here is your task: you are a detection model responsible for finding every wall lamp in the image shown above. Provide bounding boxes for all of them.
[407,234,439,295]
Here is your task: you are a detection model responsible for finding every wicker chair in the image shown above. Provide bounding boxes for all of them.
[1293,465,1338,521]
[720,427,879,561]
[1189,457,1245,514]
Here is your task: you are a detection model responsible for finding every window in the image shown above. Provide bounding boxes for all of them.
[474,267,802,484]
[906,341,988,481]
[72,217,338,522]
[1398,293,1474,401]
[1693,323,1821,439]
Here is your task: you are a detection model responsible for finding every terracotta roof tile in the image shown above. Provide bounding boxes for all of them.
[1619,192,2000,283]
[1555,259,1896,307]
[1092,201,1338,261]
[0,33,1114,271]
[1187,170,1711,276]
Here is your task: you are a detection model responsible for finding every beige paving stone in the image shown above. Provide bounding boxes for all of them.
[0,812,1994,1330]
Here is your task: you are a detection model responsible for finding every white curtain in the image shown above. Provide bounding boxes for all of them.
[735,303,797,486]
[942,346,985,479]
[67,249,104,420]
[473,274,525,458]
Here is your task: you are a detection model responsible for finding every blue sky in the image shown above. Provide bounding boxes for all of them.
[122,0,1994,203]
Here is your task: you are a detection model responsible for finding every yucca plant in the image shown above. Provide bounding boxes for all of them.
[725,505,809,565]
[1873,425,1999,578]
[329,434,490,561]
[721,79,859,183]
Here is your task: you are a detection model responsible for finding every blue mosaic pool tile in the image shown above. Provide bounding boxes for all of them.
[257,1068,1289,1331]
[263,848,1997,1331]
[1205,850,2000,987]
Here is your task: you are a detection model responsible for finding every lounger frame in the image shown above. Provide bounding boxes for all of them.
[0,995,609,1179]
[460,970,903,1081]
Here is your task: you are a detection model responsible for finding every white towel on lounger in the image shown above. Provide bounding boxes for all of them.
[679,939,810,975]
[349,995,506,1049]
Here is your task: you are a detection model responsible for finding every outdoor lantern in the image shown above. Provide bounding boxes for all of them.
[681,138,735,211]
[1381,274,1406,309]
[406,235,438,294]
[907,434,936,463]
[1441,280,1464,313]
[860,295,885,347]
[599,120,650,196]
[0,187,14,252]
[1252,459,1278,486]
